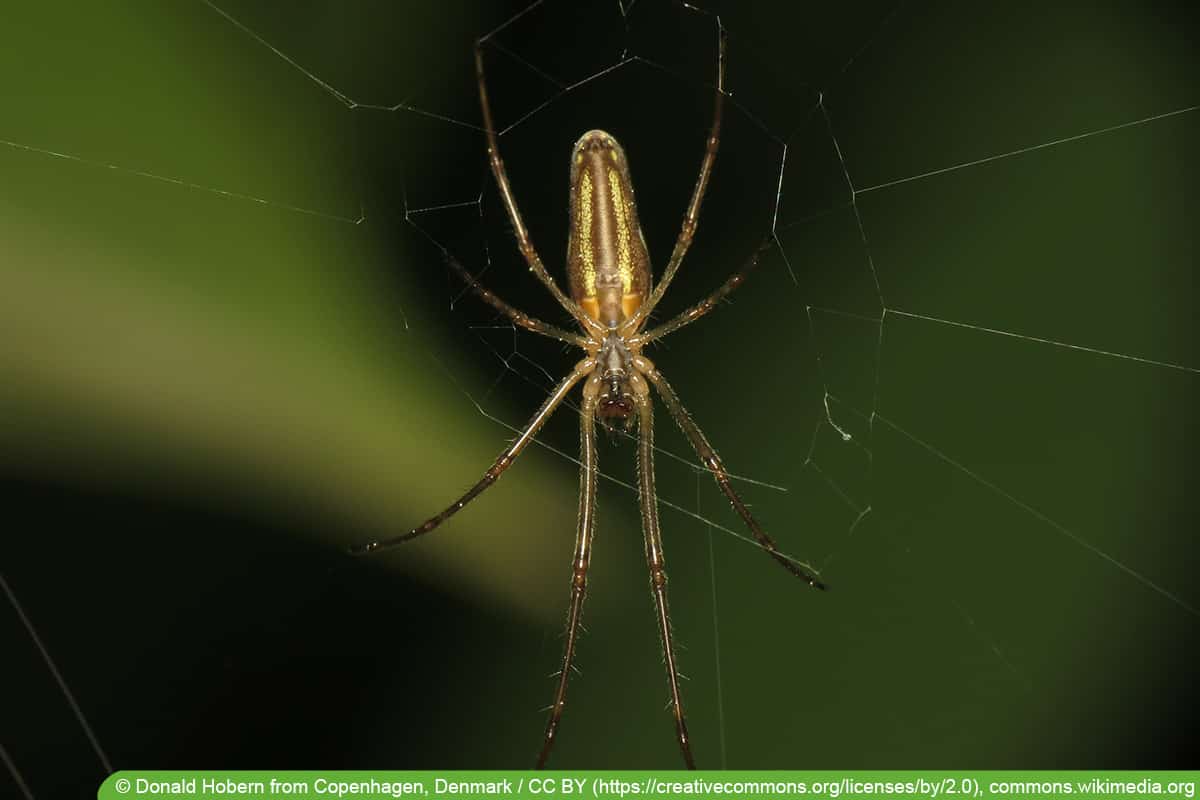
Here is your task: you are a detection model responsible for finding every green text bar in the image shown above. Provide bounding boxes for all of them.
[98,771,1198,800]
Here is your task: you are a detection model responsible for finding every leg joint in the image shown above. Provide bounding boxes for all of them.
[649,566,668,590]
[571,559,589,590]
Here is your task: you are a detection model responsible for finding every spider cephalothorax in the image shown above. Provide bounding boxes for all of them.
[594,333,637,422]
[354,24,824,769]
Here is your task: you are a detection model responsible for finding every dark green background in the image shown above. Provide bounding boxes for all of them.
[2,1,1196,795]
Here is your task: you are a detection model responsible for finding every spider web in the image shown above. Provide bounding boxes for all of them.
[1,0,1197,787]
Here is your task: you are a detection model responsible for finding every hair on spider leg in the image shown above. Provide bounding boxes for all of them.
[547,664,584,679]
[553,618,585,640]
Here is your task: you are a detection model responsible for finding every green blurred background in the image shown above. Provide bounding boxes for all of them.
[2,0,1197,793]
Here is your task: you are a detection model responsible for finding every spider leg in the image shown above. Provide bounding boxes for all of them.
[634,383,697,769]
[635,356,827,590]
[622,22,727,334]
[439,243,589,347]
[536,373,601,768]
[635,238,770,347]
[350,358,596,555]
[474,42,604,338]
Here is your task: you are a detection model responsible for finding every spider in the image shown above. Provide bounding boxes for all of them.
[352,24,825,768]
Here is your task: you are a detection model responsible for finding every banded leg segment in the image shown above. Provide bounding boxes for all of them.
[636,390,696,769]
[441,245,588,347]
[351,358,596,555]
[635,238,771,347]
[636,357,826,589]
[475,43,603,338]
[536,374,601,768]
[623,23,727,334]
